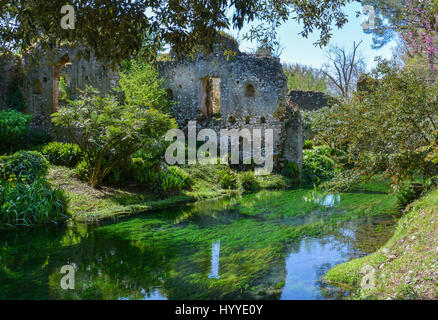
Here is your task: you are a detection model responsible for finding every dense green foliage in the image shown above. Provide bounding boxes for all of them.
[1,1,352,64]
[119,60,172,112]
[303,140,313,150]
[302,147,337,183]
[74,160,90,183]
[281,161,301,181]
[131,158,191,197]
[42,142,83,167]
[0,109,32,154]
[0,151,68,229]
[0,151,49,183]
[239,171,260,192]
[219,168,239,189]
[52,87,176,188]
[283,63,327,92]
[302,107,331,142]
[58,76,74,106]
[314,60,438,187]
[0,178,67,229]
[396,183,423,211]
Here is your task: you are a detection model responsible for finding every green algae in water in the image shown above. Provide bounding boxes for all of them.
[0,188,397,300]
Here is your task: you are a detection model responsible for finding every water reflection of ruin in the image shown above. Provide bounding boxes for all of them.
[208,240,221,279]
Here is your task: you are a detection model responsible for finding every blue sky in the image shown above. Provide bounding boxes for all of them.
[227,2,397,71]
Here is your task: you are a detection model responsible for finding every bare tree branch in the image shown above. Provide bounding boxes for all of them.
[323,41,365,99]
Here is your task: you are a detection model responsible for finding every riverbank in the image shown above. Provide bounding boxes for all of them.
[324,187,438,300]
[47,165,292,223]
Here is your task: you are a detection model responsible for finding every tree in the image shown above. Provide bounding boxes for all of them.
[314,59,438,187]
[118,60,172,113]
[0,0,354,65]
[400,0,438,70]
[322,41,365,99]
[51,87,176,188]
[361,0,438,56]
[360,0,405,49]
[283,63,327,92]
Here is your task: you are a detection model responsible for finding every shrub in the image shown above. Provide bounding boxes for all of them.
[0,151,49,183]
[42,142,83,167]
[219,169,238,189]
[52,87,176,188]
[302,149,335,183]
[26,130,52,149]
[396,183,424,211]
[314,60,438,185]
[0,109,32,154]
[118,60,172,112]
[168,166,192,189]
[75,160,90,182]
[0,178,68,229]
[240,171,260,192]
[131,159,189,197]
[283,63,327,92]
[282,161,301,182]
[156,171,186,196]
[303,140,313,150]
[424,176,438,192]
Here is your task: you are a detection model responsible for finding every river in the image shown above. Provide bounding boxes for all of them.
[0,187,397,300]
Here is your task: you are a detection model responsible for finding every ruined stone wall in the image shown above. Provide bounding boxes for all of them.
[0,55,23,110]
[158,51,303,168]
[288,90,332,111]
[23,48,118,133]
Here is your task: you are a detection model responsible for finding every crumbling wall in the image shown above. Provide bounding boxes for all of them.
[23,47,118,133]
[0,54,24,110]
[158,48,303,168]
[288,90,333,111]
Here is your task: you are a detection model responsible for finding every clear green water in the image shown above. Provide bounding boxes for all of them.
[0,188,397,300]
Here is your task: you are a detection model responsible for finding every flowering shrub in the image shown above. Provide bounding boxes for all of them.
[0,151,49,183]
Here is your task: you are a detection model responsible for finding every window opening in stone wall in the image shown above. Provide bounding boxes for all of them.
[33,80,42,94]
[53,54,71,112]
[201,76,221,119]
[244,83,255,97]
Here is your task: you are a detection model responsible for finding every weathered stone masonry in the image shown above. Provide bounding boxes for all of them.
[1,44,304,169]
[158,48,304,168]
[1,48,118,134]
[0,55,23,110]
[288,90,333,111]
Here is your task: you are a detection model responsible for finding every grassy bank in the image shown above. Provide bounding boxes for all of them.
[324,188,438,300]
[47,165,292,222]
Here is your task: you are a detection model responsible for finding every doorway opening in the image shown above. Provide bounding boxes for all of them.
[201,76,221,119]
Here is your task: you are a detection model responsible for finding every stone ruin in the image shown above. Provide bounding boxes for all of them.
[158,39,304,169]
[0,55,22,110]
[288,90,333,111]
[1,39,305,170]
[0,47,118,134]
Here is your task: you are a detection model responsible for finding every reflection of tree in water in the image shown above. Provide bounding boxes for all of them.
[332,216,396,255]
[0,226,67,299]
[0,223,195,299]
[315,263,349,300]
[0,189,398,300]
